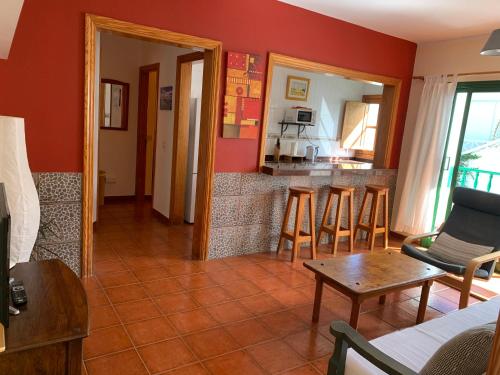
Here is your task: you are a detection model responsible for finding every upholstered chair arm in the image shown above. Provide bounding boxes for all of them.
[403,231,440,245]
[459,250,500,309]
[328,321,417,375]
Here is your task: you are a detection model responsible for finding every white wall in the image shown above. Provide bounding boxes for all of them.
[265,66,382,157]
[399,34,500,172]
[98,33,195,218]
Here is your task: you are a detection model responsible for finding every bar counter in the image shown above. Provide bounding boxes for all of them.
[261,161,373,176]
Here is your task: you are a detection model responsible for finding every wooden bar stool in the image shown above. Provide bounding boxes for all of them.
[317,185,354,255]
[354,184,389,251]
[277,187,317,262]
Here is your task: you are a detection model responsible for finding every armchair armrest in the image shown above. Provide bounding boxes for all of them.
[403,231,440,246]
[328,321,417,375]
[467,250,500,270]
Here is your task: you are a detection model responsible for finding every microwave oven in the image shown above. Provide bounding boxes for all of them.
[284,108,316,125]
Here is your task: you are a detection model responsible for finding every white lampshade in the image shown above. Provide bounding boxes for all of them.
[480,29,500,56]
[0,116,40,268]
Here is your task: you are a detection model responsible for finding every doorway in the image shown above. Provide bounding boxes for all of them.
[83,14,222,276]
[136,63,160,201]
[170,52,204,224]
[434,81,500,227]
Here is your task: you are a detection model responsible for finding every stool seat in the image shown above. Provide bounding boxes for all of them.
[317,185,355,255]
[354,185,389,251]
[277,187,316,262]
[330,185,355,193]
[365,184,389,192]
[289,186,315,195]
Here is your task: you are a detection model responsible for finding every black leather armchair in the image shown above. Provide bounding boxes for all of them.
[401,187,500,309]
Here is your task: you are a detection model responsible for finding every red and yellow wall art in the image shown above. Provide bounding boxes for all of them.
[223,51,264,139]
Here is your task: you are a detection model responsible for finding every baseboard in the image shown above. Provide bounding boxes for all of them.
[152,208,170,224]
[103,195,136,204]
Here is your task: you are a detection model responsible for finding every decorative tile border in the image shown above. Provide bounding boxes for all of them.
[32,172,82,275]
[209,170,398,259]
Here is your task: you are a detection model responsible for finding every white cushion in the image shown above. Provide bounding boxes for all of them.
[345,297,500,375]
[427,232,493,266]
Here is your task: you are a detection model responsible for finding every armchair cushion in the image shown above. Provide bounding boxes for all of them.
[419,322,496,375]
[427,232,493,267]
[401,244,490,279]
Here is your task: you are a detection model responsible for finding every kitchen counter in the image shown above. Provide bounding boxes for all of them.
[261,161,374,176]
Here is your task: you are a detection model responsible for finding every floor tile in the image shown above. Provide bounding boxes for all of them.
[114,299,162,323]
[163,363,210,375]
[98,271,139,288]
[222,279,262,299]
[203,351,265,375]
[105,284,148,304]
[168,308,219,334]
[238,294,284,316]
[155,292,199,314]
[247,340,307,374]
[205,301,253,324]
[280,364,322,375]
[125,317,177,346]
[251,275,289,292]
[85,349,148,375]
[190,286,233,306]
[184,327,240,359]
[206,269,242,285]
[283,329,334,360]
[132,266,170,282]
[89,305,120,331]
[225,319,276,347]
[83,325,132,359]
[258,310,308,337]
[176,273,217,290]
[269,288,310,308]
[138,338,196,373]
[143,278,185,297]
[94,259,128,275]
[86,288,110,307]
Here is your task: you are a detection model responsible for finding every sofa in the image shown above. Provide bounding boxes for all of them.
[340,296,500,374]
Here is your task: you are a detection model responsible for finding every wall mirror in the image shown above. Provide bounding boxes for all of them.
[259,53,402,168]
[99,79,129,130]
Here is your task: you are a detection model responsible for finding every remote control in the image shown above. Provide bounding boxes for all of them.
[10,281,27,306]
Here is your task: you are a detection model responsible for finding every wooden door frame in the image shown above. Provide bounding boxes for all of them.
[258,53,402,169]
[136,63,160,201]
[170,52,204,224]
[83,14,222,276]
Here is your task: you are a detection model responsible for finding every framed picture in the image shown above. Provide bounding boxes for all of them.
[160,86,173,110]
[286,75,310,101]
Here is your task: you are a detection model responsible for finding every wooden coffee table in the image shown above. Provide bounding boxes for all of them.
[303,251,446,328]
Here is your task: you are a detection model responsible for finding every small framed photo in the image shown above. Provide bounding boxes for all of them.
[160,86,173,110]
[286,75,310,101]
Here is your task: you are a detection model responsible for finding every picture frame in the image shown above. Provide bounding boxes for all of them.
[160,86,173,110]
[286,75,310,101]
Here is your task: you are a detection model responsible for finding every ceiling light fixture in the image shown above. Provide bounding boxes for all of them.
[480,29,500,55]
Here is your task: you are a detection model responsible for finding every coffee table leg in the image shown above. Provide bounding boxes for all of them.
[417,280,432,324]
[312,276,324,323]
[349,300,361,329]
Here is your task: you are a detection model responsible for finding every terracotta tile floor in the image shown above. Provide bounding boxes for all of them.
[83,202,495,375]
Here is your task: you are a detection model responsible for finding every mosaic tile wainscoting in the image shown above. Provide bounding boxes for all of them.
[32,172,82,275]
[209,170,398,259]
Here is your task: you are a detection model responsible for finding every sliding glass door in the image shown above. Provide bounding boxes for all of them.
[433,81,500,228]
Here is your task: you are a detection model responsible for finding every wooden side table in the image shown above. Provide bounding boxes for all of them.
[0,260,88,374]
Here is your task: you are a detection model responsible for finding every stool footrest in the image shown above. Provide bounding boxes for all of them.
[282,231,312,242]
[319,225,352,236]
[356,223,387,234]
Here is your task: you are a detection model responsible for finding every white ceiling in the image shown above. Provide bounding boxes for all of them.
[278,0,499,43]
[0,0,24,59]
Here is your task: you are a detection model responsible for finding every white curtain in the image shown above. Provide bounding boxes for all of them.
[392,75,457,234]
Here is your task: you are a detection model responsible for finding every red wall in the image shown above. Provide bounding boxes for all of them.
[0,0,416,172]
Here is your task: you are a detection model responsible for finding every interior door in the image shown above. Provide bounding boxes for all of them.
[433,81,500,227]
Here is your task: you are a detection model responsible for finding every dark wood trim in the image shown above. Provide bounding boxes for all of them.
[99,78,130,131]
[170,52,204,224]
[135,63,160,203]
[103,195,136,204]
[152,208,171,225]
